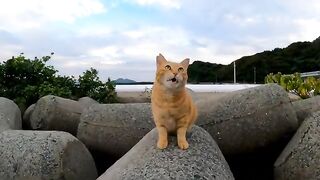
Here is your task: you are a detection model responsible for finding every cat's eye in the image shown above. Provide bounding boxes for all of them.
[178,67,184,72]
[165,65,171,70]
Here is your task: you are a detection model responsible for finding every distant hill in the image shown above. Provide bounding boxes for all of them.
[115,78,136,84]
[188,36,320,84]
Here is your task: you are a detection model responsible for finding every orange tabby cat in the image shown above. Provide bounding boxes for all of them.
[151,53,198,150]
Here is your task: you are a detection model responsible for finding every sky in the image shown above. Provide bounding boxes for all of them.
[0,0,320,82]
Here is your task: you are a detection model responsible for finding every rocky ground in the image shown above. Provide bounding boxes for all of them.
[0,84,319,180]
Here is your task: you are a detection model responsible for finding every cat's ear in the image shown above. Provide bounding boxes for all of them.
[156,53,167,67]
[180,58,190,69]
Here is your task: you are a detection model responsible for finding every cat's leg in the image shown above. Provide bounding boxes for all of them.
[186,103,198,132]
[177,126,189,150]
[157,126,168,149]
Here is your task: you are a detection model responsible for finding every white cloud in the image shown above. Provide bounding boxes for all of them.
[0,44,24,61]
[224,14,260,27]
[48,54,123,73]
[186,38,257,64]
[279,0,320,15]
[89,46,121,58]
[1,0,320,82]
[290,18,320,42]
[88,46,124,65]
[121,26,191,59]
[0,0,106,30]
[119,26,258,65]
[77,26,114,37]
[132,0,181,9]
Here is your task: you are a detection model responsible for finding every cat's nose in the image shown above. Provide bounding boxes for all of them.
[173,72,177,76]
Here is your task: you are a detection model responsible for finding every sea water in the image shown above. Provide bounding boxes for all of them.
[115,84,261,92]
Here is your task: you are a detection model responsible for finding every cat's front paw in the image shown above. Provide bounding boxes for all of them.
[157,139,168,149]
[178,140,189,150]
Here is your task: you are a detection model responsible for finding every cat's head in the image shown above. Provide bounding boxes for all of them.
[155,53,189,90]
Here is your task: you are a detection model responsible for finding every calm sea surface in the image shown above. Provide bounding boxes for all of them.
[116,84,261,92]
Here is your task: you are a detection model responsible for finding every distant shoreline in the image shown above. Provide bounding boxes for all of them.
[115,82,153,85]
[115,84,261,93]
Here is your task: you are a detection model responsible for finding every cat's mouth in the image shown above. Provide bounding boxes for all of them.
[167,77,178,83]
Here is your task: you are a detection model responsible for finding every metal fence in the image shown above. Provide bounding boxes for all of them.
[300,71,320,78]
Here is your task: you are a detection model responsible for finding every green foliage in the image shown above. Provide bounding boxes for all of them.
[0,54,117,110]
[265,72,320,99]
[188,36,320,83]
[77,68,117,103]
[188,61,223,83]
[0,55,59,109]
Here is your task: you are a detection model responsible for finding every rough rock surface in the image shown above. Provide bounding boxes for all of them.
[30,95,84,135]
[287,93,301,102]
[274,111,320,180]
[196,84,298,155]
[22,104,35,129]
[78,97,98,109]
[0,97,22,132]
[0,130,98,180]
[77,103,154,157]
[117,91,151,103]
[292,96,320,124]
[97,126,234,180]
[79,84,299,157]
[116,88,196,103]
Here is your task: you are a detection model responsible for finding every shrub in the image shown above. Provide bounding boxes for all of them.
[265,72,320,99]
[0,54,117,110]
[77,68,117,103]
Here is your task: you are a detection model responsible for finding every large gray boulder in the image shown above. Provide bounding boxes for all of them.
[193,92,229,103]
[274,111,320,180]
[287,93,301,102]
[292,95,320,124]
[116,88,196,103]
[22,104,35,129]
[196,84,299,155]
[30,95,84,135]
[0,130,98,180]
[78,84,299,157]
[78,97,98,109]
[117,91,151,103]
[97,126,234,180]
[77,103,154,157]
[0,97,22,132]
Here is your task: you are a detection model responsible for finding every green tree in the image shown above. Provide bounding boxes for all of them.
[188,36,320,83]
[0,54,117,111]
[0,54,59,109]
[77,68,117,103]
